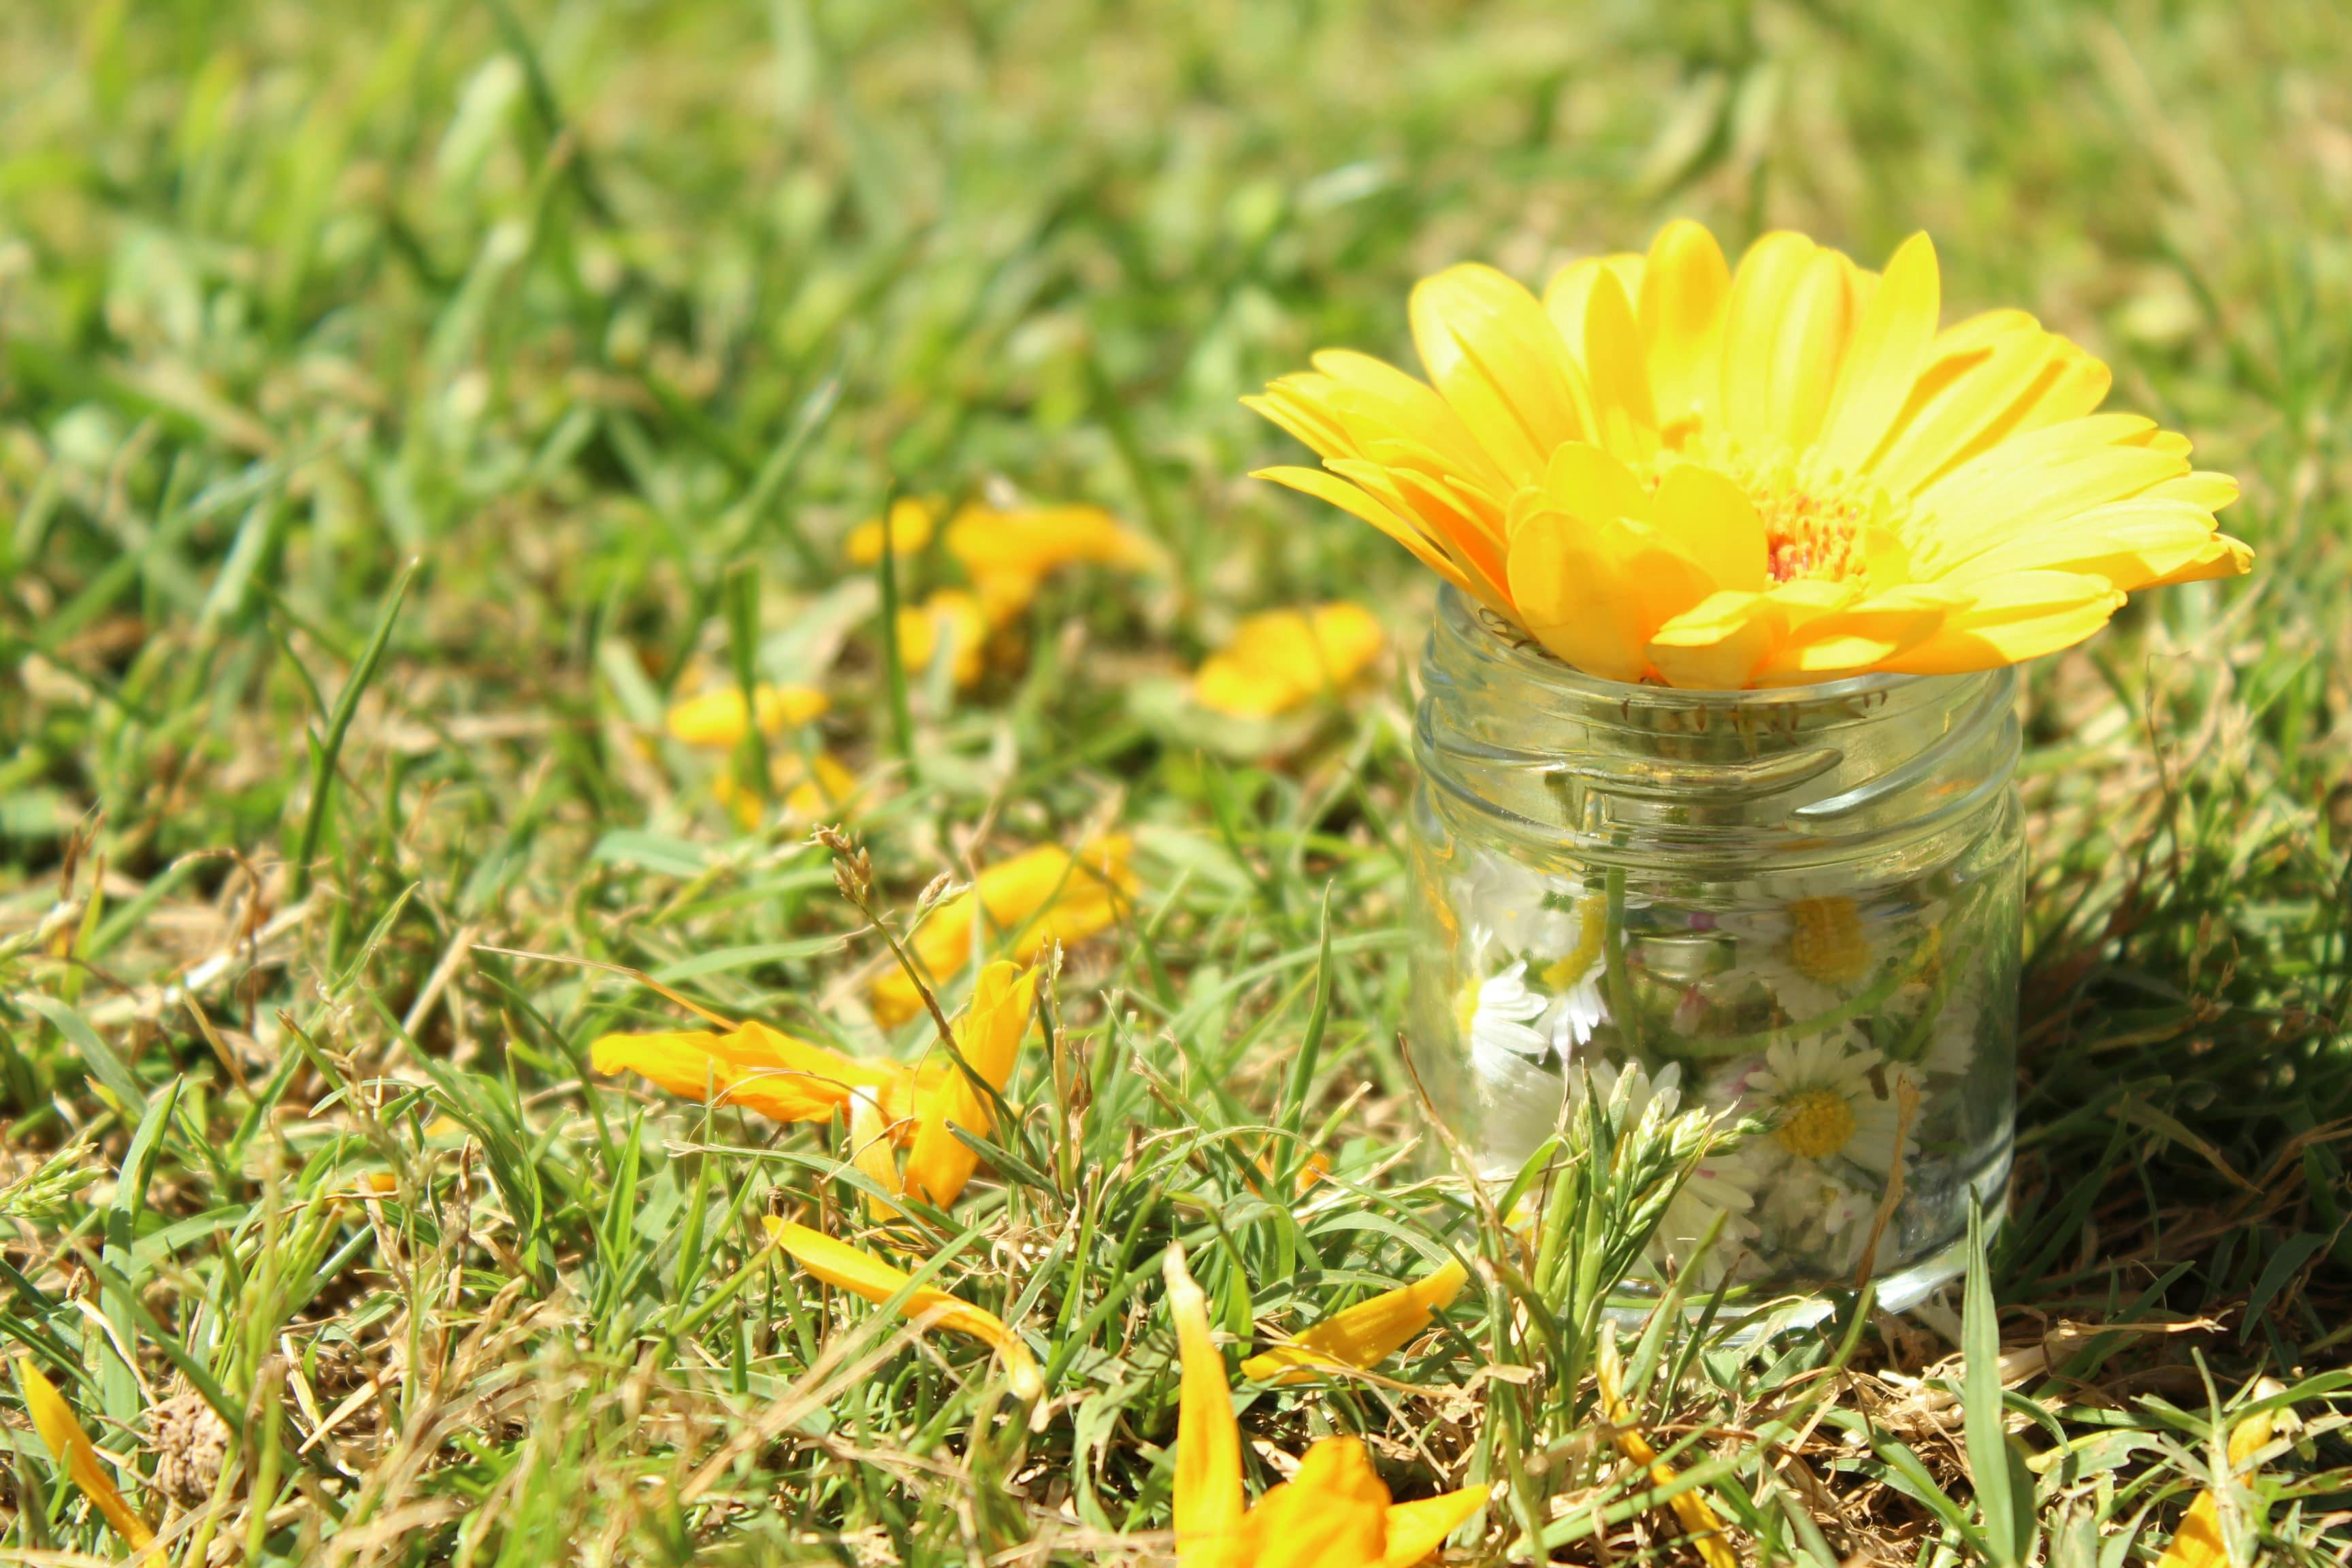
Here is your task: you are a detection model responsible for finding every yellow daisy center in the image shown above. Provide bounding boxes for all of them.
[1774,1088,1858,1160]
[1665,441,1899,585]
[1784,896,1873,986]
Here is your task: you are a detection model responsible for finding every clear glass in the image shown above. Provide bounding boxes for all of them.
[1409,589,2020,1312]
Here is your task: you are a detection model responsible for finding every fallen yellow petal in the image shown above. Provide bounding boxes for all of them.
[872,837,1133,1026]
[16,1356,154,1551]
[593,1020,912,1125]
[665,683,829,749]
[902,961,1039,1207]
[1241,1258,1468,1384]
[898,588,992,689]
[764,1219,1041,1402]
[1240,1436,1390,1568]
[1378,1484,1490,1568]
[1597,1341,1736,1568]
[845,496,942,564]
[2153,1391,2284,1568]
[1193,603,1384,719]
[1166,1244,1247,1568]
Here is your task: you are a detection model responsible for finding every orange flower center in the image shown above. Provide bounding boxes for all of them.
[1784,896,1873,985]
[1774,1088,1858,1160]
[1667,441,1897,585]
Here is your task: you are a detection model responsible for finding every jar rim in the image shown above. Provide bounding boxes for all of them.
[1435,585,1929,709]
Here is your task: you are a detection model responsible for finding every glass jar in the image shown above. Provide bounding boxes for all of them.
[1408,588,2021,1313]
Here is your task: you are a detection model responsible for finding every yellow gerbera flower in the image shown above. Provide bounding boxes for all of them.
[871,836,1134,1025]
[764,1218,1043,1402]
[1193,603,1386,719]
[14,1356,155,1551]
[1250,220,2249,687]
[1165,1247,1486,1568]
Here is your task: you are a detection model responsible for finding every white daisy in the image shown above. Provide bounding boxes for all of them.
[1714,892,1902,1027]
[1452,851,1591,960]
[1733,1030,1918,1179]
[1465,961,1551,1077]
[1757,1162,1874,1276]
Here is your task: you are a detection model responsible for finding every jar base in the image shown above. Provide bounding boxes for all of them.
[1605,1176,2010,1348]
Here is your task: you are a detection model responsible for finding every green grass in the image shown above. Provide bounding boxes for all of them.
[3,0,2350,1561]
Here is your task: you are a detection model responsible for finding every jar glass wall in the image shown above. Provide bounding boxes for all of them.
[1408,589,2022,1311]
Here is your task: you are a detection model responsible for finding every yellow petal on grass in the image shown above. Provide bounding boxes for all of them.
[902,961,1039,1207]
[593,1019,911,1125]
[1240,1258,1469,1384]
[1596,1341,1736,1568]
[1166,1244,1247,1568]
[872,837,1133,1025]
[765,1219,1043,1402]
[847,1092,907,1218]
[1239,1437,1391,1568]
[666,683,830,749]
[713,749,862,831]
[1378,1486,1492,1568]
[845,496,943,564]
[898,588,992,689]
[2154,1388,2285,1568]
[1193,604,1385,719]
[16,1357,154,1551]
[945,502,1166,587]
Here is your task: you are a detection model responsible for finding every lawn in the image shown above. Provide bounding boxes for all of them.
[1,0,2349,1562]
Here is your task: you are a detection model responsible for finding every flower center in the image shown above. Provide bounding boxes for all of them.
[1667,440,1896,585]
[1774,1088,1857,1160]
[1784,896,1872,986]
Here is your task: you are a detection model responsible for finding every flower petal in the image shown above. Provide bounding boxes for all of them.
[1818,232,1941,470]
[1578,267,1659,461]
[1379,1486,1491,1568]
[16,1357,154,1550]
[1254,466,1483,603]
[1533,441,1652,539]
[1718,233,1820,447]
[845,497,941,564]
[1598,1342,1737,1568]
[1636,220,1730,433]
[1508,512,1712,683]
[874,838,1132,1025]
[593,1023,909,1124]
[1767,248,1863,449]
[666,684,830,748]
[766,1220,1042,1401]
[1246,1438,1392,1568]
[1241,1258,1469,1384]
[903,962,1038,1207]
[1649,463,1767,593]
[1411,263,1588,485]
[1648,590,1777,691]
[1165,1245,1247,1568]
[1874,572,2125,675]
